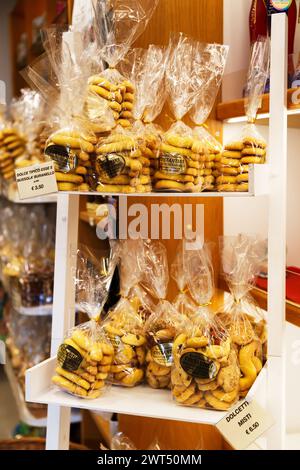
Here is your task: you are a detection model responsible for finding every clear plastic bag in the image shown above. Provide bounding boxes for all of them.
[171,243,240,410]
[10,88,46,170]
[23,27,113,192]
[117,45,168,191]
[87,0,159,130]
[171,239,198,318]
[94,126,151,193]
[52,246,115,399]
[218,38,269,193]
[141,240,185,389]
[190,43,229,192]
[156,33,206,192]
[218,234,267,397]
[103,239,147,387]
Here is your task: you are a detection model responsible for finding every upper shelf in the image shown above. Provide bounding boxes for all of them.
[217,88,300,127]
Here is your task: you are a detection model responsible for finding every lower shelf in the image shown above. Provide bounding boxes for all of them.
[25,356,266,427]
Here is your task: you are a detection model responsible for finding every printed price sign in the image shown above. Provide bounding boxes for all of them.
[15,161,57,200]
[216,399,275,450]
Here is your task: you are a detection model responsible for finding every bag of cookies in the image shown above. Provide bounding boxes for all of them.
[94,126,150,193]
[218,234,267,397]
[24,27,113,192]
[10,89,46,171]
[140,239,184,389]
[119,45,168,187]
[51,246,115,399]
[171,239,198,318]
[190,43,228,191]
[103,239,147,387]
[217,38,269,193]
[88,0,159,131]
[171,243,240,411]
[156,33,206,192]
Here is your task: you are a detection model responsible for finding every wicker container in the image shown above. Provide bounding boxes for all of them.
[0,437,88,450]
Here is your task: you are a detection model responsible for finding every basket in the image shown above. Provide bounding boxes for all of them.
[0,437,88,450]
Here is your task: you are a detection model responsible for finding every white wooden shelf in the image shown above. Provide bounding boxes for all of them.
[16,305,53,316]
[52,164,269,198]
[25,356,266,427]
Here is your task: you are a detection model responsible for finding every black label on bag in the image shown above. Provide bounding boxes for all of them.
[57,344,83,371]
[159,152,186,175]
[96,153,125,179]
[180,352,218,379]
[151,343,173,367]
[45,145,78,173]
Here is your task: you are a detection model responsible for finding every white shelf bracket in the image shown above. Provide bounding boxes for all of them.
[267,12,288,450]
[46,193,80,450]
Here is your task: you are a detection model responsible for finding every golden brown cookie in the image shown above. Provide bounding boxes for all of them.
[225,141,243,151]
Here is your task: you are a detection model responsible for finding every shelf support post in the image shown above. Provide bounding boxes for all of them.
[267,12,288,450]
[46,193,80,450]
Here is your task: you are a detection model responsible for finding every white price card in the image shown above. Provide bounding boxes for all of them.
[15,161,58,200]
[216,399,275,450]
[0,339,5,364]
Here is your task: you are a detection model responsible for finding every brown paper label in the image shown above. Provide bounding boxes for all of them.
[180,352,218,379]
[57,344,83,372]
[159,152,186,175]
[97,153,125,179]
[45,144,78,173]
[151,343,173,367]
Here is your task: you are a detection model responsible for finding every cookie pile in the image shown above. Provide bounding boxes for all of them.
[171,327,240,410]
[0,128,26,181]
[214,136,267,192]
[239,136,267,192]
[88,76,135,130]
[216,311,267,398]
[145,324,176,390]
[155,134,206,192]
[45,130,96,192]
[95,133,151,193]
[52,327,114,399]
[103,312,146,387]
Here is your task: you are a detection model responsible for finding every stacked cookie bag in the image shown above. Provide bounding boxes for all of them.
[217,38,270,192]
[171,242,240,410]
[95,128,149,193]
[9,89,46,172]
[141,240,184,389]
[218,234,267,397]
[52,246,116,398]
[119,45,168,189]
[190,43,229,191]
[24,27,110,192]
[156,33,206,192]
[87,0,159,131]
[103,240,147,387]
